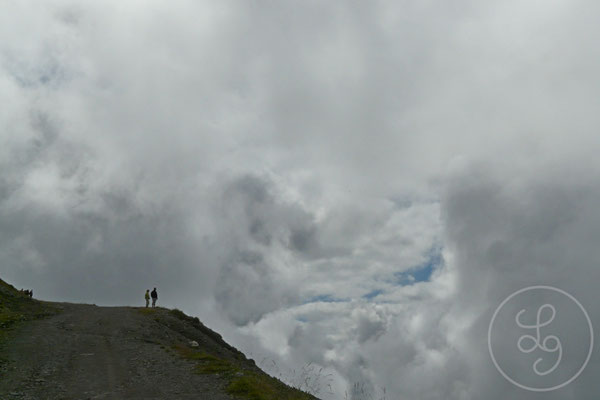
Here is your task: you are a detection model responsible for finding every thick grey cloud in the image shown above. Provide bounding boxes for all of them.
[2,1,600,399]
[440,163,600,399]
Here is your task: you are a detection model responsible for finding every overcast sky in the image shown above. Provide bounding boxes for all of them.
[2,1,600,399]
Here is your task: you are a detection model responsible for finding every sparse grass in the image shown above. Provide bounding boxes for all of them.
[196,356,234,374]
[169,308,188,320]
[137,304,316,399]
[137,308,157,315]
[169,308,203,327]
[345,382,387,400]
[258,357,335,397]
[227,374,277,400]
[167,308,234,351]
[174,344,234,374]
[0,280,58,331]
[0,307,26,329]
[139,301,386,400]
[0,278,60,369]
[173,341,314,400]
[226,371,316,400]
[257,356,388,400]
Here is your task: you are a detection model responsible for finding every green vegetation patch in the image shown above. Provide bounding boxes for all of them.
[173,344,313,400]
[174,344,233,373]
[0,279,58,332]
[0,307,26,330]
[194,353,234,374]
[227,374,278,400]
[0,278,60,368]
[227,371,316,400]
[229,372,316,400]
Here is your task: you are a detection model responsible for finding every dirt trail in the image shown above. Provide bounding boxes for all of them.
[0,303,234,400]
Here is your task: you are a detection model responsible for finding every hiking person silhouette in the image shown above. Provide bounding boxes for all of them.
[145,289,150,308]
[151,288,158,308]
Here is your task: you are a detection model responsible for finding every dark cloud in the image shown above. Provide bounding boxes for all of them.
[212,174,320,325]
[439,163,600,399]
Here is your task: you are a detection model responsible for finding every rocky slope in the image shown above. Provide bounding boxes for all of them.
[0,278,317,400]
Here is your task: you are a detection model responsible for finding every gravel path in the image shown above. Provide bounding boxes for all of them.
[0,303,236,400]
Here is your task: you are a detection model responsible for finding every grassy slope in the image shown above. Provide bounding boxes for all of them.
[141,307,317,400]
[0,277,59,369]
[0,277,57,331]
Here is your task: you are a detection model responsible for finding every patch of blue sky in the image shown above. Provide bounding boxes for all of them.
[363,289,384,300]
[303,294,349,304]
[394,246,443,286]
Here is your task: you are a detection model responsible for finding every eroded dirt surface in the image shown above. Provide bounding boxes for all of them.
[0,303,235,400]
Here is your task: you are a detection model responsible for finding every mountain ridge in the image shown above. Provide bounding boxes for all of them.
[0,277,317,400]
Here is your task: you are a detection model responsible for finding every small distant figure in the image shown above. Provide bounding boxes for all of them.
[151,287,158,308]
[144,289,150,308]
[21,289,33,298]
[29,289,33,298]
